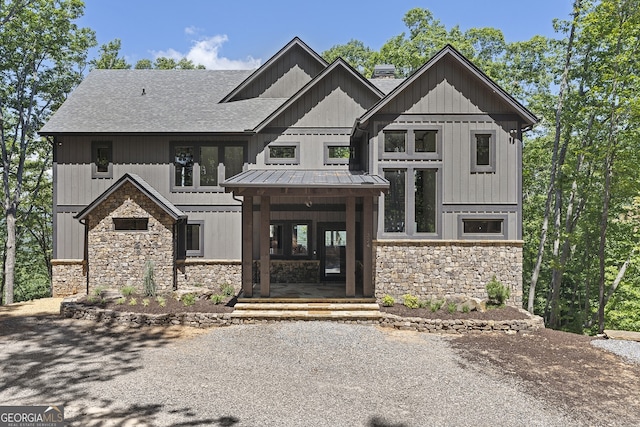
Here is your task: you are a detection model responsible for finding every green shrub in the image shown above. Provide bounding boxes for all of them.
[156,296,167,308]
[92,286,106,297]
[116,297,126,305]
[143,260,156,297]
[462,304,470,313]
[142,298,150,307]
[128,297,137,306]
[418,299,430,309]
[381,294,395,307]
[181,293,196,307]
[210,294,225,305]
[86,295,98,304]
[447,302,457,314]
[121,285,136,297]
[220,284,235,297]
[486,276,510,307]
[403,294,419,309]
[430,300,443,312]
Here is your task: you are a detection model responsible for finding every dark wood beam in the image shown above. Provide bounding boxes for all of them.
[242,196,253,297]
[260,196,270,297]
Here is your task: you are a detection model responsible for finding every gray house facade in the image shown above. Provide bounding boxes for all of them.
[41,38,537,305]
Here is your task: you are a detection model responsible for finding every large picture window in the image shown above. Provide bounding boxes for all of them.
[171,142,246,190]
[383,167,439,236]
[269,222,311,258]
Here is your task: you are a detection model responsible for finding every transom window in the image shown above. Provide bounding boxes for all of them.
[459,216,507,239]
[265,142,299,165]
[463,219,502,234]
[270,223,310,258]
[324,143,351,165]
[172,142,246,190]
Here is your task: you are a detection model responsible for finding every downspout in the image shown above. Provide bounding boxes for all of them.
[78,218,89,294]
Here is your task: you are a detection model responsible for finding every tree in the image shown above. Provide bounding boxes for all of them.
[0,0,95,304]
[89,38,130,69]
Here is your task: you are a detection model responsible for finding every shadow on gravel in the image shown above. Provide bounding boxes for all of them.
[368,416,408,427]
[0,314,230,426]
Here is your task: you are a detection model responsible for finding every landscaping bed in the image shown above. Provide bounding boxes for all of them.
[380,304,530,321]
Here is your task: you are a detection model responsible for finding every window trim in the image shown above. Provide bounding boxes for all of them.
[470,130,497,173]
[265,141,300,165]
[457,214,507,240]
[379,165,441,238]
[170,141,247,192]
[379,124,442,160]
[323,142,351,165]
[91,141,113,179]
[185,220,204,257]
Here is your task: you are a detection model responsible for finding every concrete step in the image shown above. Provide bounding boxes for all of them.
[237,297,376,304]
[230,309,383,320]
[234,302,380,312]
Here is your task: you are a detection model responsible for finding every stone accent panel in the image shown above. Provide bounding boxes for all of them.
[253,260,320,283]
[374,240,523,307]
[176,259,241,293]
[86,182,176,294]
[51,259,86,297]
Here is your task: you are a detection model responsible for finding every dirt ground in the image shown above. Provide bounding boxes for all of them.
[3,298,640,426]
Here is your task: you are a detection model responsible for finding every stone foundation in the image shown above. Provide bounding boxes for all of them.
[254,260,320,283]
[374,240,523,307]
[51,260,86,297]
[176,259,241,293]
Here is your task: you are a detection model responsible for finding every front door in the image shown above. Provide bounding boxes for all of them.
[319,223,346,281]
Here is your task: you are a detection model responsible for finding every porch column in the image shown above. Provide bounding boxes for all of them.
[260,196,270,297]
[362,196,374,297]
[346,196,356,297]
[242,195,253,297]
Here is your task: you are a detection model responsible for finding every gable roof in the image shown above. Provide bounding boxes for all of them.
[220,37,328,103]
[357,44,538,128]
[252,58,385,133]
[39,69,287,134]
[75,173,186,221]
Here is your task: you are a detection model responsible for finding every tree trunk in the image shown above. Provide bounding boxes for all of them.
[3,207,17,304]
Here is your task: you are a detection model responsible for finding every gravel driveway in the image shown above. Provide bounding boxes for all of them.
[0,315,582,427]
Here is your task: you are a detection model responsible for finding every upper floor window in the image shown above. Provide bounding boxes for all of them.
[92,141,113,178]
[171,142,246,191]
[265,142,299,165]
[380,126,442,160]
[470,130,496,173]
[324,143,350,165]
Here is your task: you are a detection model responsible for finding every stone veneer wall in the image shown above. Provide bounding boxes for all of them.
[253,260,321,283]
[374,240,523,307]
[176,259,241,293]
[87,182,175,294]
[51,260,86,297]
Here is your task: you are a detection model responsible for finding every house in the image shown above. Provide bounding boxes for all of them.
[40,38,537,306]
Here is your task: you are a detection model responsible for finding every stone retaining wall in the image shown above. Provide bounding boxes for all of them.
[60,302,544,333]
[51,260,86,297]
[374,240,523,307]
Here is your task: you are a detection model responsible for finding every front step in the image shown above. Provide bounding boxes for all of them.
[231,301,382,321]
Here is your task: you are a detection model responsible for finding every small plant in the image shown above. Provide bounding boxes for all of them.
[220,283,235,297]
[430,299,443,312]
[210,294,225,305]
[128,297,138,306]
[381,294,395,307]
[402,294,419,309]
[461,304,470,313]
[116,297,126,305]
[92,286,106,297]
[142,298,150,307]
[121,285,136,297]
[181,293,196,307]
[418,299,430,309]
[156,296,167,307]
[86,295,98,304]
[143,260,156,297]
[486,276,510,307]
[447,302,457,314]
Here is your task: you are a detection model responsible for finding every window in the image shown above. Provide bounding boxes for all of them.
[265,142,299,165]
[269,222,311,258]
[186,221,204,256]
[383,167,439,236]
[113,218,148,231]
[324,143,351,165]
[471,131,496,173]
[92,141,113,178]
[459,216,506,239]
[171,142,246,190]
[380,126,441,159]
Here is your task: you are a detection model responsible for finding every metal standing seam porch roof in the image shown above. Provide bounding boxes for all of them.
[222,169,389,195]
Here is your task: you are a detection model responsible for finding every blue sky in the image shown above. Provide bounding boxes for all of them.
[78,0,575,69]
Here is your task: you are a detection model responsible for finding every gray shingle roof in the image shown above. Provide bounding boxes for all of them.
[40,69,287,134]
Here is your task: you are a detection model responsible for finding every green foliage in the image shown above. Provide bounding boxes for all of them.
[462,304,470,313]
[121,285,136,297]
[220,284,235,297]
[92,286,106,297]
[430,300,443,312]
[181,293,196,307]
[381,295,395,307]
[90,38,131,69]
[402,294,419,309]
[128,297,137,306]
[418,299,430,309]
[486,276,510,307]
[116,297,126,305]
[210,294,224,305]
[143,260,156,297]
[142,298,150,307]
[156,296,167,308]
[447,302,457,314]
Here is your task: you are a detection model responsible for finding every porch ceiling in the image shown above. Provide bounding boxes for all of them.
[222,169,389,197]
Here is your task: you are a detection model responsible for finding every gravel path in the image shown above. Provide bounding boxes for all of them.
[592,339,640,365]
[0,318,582,426]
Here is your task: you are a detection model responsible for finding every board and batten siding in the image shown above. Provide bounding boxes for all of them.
[255,132,351,169]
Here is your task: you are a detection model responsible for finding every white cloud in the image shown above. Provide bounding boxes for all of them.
[152,34,261,70]
[184,26,201,36]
